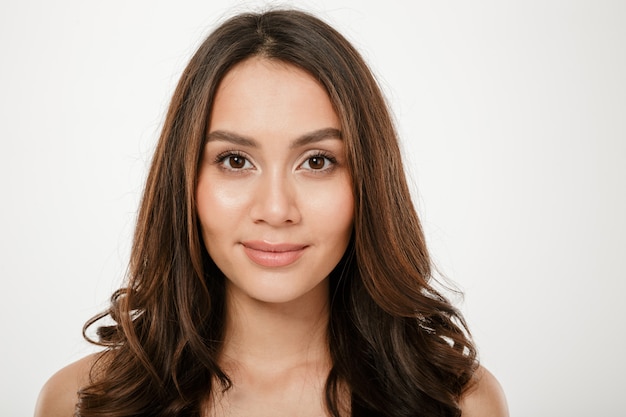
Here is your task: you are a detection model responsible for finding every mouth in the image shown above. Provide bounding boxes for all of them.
[241,241,308,267]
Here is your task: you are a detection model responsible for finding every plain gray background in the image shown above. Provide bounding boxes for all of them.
[1,1,625,416]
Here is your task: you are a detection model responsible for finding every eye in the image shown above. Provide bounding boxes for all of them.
[300,153,336,171]
[215,152,253,170]
[226,155,248,169]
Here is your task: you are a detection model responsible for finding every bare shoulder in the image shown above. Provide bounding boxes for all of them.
[459,366,509,417]
[34,353,101,417]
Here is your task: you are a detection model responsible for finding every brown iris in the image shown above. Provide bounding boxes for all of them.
[229,155,246,169]
[308,156,325,170]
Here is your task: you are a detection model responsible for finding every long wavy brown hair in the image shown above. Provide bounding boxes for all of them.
[78,9,477,417]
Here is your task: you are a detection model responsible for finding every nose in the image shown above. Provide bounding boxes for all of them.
[250,171,301,226]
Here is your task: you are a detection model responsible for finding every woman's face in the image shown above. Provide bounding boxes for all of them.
[196,57,354,305]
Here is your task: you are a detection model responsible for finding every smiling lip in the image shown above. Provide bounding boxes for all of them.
[241,241,308,267]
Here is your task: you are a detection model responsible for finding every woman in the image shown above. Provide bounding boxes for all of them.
[36,9,507,417]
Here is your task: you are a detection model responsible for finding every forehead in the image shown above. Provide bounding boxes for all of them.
[209,57,340,137]
[217,57,321,96]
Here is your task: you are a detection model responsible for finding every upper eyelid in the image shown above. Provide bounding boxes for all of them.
[301,148,337,158]
[213,149,251,161]
[304,151,335,161]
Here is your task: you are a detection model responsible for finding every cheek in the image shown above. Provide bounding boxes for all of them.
[196,176,251,237]
[209,186,242,213]
[201,176,248,209]
[305,178,354,235]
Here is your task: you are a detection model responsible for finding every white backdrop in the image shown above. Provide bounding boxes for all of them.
[1,1,624,416]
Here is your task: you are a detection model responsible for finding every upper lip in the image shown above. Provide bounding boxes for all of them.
[241,241,308,252]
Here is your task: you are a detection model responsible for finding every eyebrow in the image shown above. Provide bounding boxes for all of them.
[206,127,342,148]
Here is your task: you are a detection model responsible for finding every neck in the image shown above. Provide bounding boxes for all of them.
[220,280,331,373]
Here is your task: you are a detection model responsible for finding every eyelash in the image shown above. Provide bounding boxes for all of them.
[213,150,338,173]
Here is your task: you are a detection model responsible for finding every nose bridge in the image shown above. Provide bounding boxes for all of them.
[252,166,300,225]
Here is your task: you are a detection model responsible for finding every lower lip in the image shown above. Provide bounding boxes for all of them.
[242,246,306,267]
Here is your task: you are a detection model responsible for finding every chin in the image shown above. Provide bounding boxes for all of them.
[225,273,329,307]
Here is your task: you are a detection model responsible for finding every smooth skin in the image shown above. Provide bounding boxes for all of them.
[34,58,508,417]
